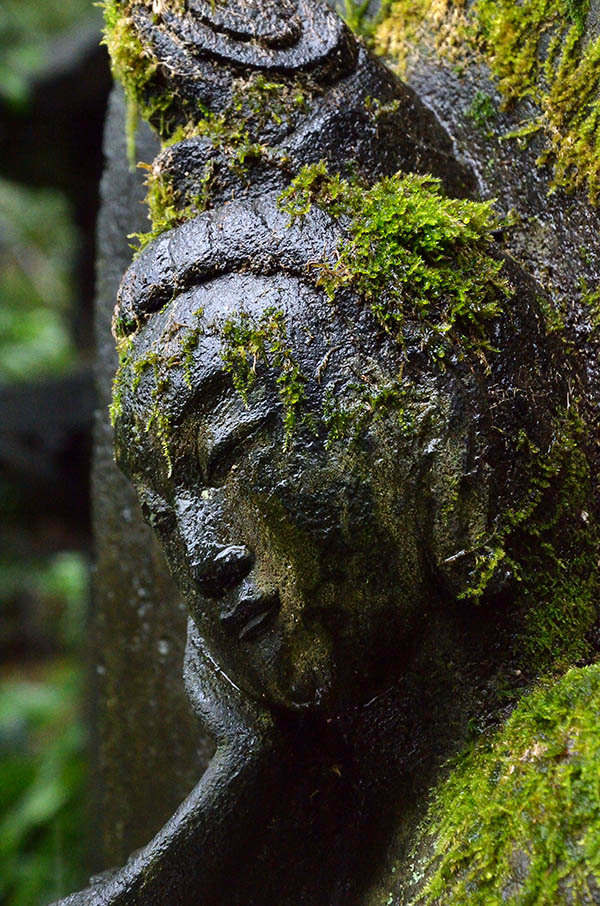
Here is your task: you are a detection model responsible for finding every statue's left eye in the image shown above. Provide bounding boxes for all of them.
[139,493,176,535]
[199,411,274,487]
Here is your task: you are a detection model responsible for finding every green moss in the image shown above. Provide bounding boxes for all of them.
[374,0,468,76]
[280,163,507,362]
[111,310,206,473]
[109,336,134,426]
[101,1,175,163]
[130,161,214,254]
[322,378,417,447]
[339,0,378,40]
[374,0,600,203]
[467,90,497,131]
[129,74,311,249]
[407,664,600,905]
[180,310,205,389]
[462,407,598,672]
[580,279,600,335]
[220,307,307,446]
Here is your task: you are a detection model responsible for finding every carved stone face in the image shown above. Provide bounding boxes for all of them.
[114,265,504,713]
[112,198,565,713]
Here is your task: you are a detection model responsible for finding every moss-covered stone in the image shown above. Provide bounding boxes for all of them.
[404,664,600,905]
[374,0,600,202]
[279,162,508,361]
[464,407,598,671]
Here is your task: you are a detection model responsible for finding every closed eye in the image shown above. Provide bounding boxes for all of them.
[137,487,176,534]
[202,411,276,485]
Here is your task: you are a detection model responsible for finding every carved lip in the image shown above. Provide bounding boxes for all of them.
[220,591,281,642]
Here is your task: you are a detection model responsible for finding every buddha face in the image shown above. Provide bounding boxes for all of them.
[114,264,498,714]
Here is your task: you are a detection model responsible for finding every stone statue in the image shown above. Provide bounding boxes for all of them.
[58,0,599,903]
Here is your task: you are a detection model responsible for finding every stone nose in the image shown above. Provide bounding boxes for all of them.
[193,545,254,598]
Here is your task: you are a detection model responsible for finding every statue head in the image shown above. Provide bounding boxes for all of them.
[111,192,595,714]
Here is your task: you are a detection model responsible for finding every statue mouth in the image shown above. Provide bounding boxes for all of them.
[219,591,281,642]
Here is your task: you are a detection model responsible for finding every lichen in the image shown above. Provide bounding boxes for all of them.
[279,162,508,362]
[373,0,600,202]
[405,664,600,905]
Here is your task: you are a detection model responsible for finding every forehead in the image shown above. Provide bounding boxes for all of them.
[136,271,316,387]
[121,270,358,434]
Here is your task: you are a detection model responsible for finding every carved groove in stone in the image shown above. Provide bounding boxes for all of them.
[140,0,354,73]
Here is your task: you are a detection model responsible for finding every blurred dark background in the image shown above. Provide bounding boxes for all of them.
[0,1,111,902]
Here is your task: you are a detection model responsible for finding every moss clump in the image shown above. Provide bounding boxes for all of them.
[220,307,306,446]
[407,664,600,905]
[374,0,600,202]
[279,162,507,363]
[130,161,214,253]
[101,1,174,164]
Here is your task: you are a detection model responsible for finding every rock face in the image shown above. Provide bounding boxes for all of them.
[78,0,599,903]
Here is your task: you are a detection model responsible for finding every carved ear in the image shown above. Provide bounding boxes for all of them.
[126,0,357,129]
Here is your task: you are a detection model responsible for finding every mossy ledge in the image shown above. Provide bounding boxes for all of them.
[402,664,600,905]
[372,0,600,203]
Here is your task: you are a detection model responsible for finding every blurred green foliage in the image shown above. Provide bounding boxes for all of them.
[0,0,97,107]
[1,4,97,904]
[0,554,89,652]
[0,554,89,906]
[0,661,87,906]
[0,178,78,382]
